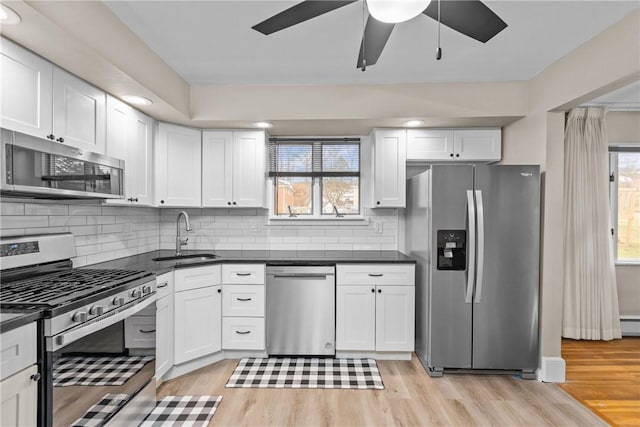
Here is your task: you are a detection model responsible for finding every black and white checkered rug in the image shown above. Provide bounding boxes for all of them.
[71,393,130,427]
[225,357,384,389]
[140,395,223,427]
[53,355,154,387]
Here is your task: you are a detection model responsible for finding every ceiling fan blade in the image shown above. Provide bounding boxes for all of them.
[423,0,507,43]
[356,16,395,69]
[253,0,357,35]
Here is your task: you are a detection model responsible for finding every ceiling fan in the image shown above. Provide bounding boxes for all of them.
[252,0,507,70]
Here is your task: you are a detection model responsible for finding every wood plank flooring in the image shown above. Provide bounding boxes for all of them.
[157,354,605,426]
[559,337,640,427]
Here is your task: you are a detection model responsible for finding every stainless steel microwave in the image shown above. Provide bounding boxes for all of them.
[1,128,125,199]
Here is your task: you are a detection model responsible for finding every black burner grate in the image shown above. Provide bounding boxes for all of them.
[0,269,149,307]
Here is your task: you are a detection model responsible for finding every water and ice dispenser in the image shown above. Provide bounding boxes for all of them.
[436,230,467,270]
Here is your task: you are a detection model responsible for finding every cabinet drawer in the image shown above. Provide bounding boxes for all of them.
[222,285,265,317]
[124,316,155,349]
[222,264,265,285]
[1,323,37,381]
[222,317,265,350]
[336,264,415,286]
[156,272,174,300]
[174,265,220,292]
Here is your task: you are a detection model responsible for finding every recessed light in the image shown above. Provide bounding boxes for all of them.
[0,4,21,25]
[122,95,153,106]
[403,120,424,127]
[253,121,273,129]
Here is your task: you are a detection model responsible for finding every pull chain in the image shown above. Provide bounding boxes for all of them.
[361,0,367,71]
[436,0,442,60]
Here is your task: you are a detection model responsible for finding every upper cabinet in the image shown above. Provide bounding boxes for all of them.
[372,129,406,208]
[202,130,266,208]
[155,123,202,207]
[0,38,106,154]
[105,96,154,206]
[407,128,501,162]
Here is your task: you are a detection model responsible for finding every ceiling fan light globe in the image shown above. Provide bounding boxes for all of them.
[367,0,431,24]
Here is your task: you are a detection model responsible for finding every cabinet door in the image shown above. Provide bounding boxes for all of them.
[105,96,133,203]
[155,294,174,379]
[0,38,52,137]
[406,129,454,161]
[52,67,106,153]
[336,285,376,351]
[375,285,415,352]
[174,285,221,364]
[202,131,233,207]
[0,365,38,427]
[232,131,266,207]
[453,129,501,162]
[373,129,406,208]
[155,123,201,207]
[130,110,154,205]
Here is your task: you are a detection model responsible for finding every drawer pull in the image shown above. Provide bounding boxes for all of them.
[237,297,252,302]
[30,373,41,382]
[235,272,252,276]
[139,329,156,334]
[368,273,383,277]
[157,282,169,288]
[235,330,251,335]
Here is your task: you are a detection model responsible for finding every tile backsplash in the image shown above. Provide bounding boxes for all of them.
[1,200,399,267]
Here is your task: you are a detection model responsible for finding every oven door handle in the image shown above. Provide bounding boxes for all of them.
[46,294,156,352]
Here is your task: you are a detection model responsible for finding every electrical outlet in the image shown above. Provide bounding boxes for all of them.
[374,221,383,234]
[249,222,258,233]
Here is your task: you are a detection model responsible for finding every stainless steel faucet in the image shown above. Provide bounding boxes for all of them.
[175,211,192,256]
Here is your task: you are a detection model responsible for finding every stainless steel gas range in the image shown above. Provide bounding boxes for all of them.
[0,233,157,427]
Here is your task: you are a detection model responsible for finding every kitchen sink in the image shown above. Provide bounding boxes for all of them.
[152,254,219,263]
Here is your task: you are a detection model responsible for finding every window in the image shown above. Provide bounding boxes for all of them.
[269,138,360,218]
[610,147,640,263]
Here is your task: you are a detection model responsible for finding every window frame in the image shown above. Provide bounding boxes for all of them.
[268,137,364,223]
[609,145,640,265]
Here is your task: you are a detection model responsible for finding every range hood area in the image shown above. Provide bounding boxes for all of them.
[0,128,125,199]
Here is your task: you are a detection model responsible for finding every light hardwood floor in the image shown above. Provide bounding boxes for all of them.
[559,337,640,427]
[158,354,606,426]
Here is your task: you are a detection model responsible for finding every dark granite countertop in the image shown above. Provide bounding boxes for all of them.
[85,249,416,274]
[0,309,42,333]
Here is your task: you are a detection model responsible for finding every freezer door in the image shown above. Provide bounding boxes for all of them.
[472,165,540,370]
[429,165,474,370]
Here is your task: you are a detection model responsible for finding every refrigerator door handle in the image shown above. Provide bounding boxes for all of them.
[474,190,485,303]
[465,190,476,304]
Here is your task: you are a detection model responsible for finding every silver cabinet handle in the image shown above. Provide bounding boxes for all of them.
[474,190,485,303]
[235,330,251,335]
[237,297,252,301]
[235,272,252,276]
[466,190,476,304]
[368,273,383,277]
[30,373,41,382]
[139,329,156,334]
[157,282,168,288]
[273,274,327,279]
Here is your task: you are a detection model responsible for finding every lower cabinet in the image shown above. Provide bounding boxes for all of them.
[222,317,265,350]
[155,293,174,379]
[174,285,222,364]
[336,264,415,353]
[0,365,38,427]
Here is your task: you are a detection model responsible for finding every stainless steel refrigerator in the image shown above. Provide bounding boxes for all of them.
[406,164,540,378]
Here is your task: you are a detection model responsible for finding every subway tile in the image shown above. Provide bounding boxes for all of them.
[68,205,102,216]
[25,226,69,235]
[1,202,24,215]
[25,203,69,216]
[0,228,25,237]
[49,216,87,227]
[1,216,48,228]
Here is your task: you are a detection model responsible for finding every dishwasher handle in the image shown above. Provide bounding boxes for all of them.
[271,274,332,279]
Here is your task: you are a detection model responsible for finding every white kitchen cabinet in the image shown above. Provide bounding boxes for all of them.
[0,37,53,137]
[336,264,415,353]
[202,130,266,208]
[372,129,406,208]
[155,123,202,207]
[155,271,174,380]
[0,365,38,427]
[105,96,154,206]
[407,128,501,162]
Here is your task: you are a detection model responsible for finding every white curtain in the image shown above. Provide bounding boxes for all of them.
[563,107,621,340]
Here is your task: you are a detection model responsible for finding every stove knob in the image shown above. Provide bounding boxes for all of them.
[112,297,125,306]
[130,289,142,298]
[72,312,87,323]
[142,285,152,295]
[89,305,104,316]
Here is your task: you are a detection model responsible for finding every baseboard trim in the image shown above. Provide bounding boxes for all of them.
[540,356,566,383]
[335,351,412,361]
[620,316,640,336]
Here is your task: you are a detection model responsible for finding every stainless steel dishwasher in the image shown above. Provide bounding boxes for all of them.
[266,266,335,356]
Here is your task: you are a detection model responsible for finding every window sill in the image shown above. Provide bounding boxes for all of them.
[268,216,368,226]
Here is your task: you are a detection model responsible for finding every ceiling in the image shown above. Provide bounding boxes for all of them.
[104,0,639,86]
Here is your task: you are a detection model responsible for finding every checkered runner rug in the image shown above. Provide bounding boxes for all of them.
[53,355,154,387]
[225,357,384,389]
[140,395,223,427]
[71,393,129,427]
